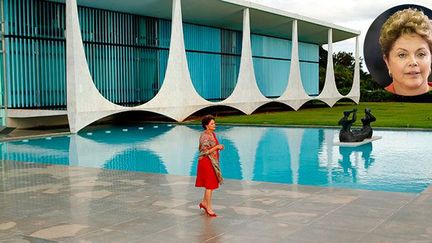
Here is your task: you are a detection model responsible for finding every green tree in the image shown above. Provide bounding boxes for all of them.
[319,47,383,98]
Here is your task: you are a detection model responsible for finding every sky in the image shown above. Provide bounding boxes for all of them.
[249,0,432,71]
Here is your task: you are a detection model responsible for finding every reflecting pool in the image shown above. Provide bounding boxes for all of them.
[1,124,431,193]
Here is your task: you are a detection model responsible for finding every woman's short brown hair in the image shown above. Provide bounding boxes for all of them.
[201,115,215,129]
[379,8,432,57]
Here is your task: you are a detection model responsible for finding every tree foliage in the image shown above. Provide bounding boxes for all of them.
[319,46,386,100]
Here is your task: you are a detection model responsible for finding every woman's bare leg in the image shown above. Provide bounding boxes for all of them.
[204,189,215,214]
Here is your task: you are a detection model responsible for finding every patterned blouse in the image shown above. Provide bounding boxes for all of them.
[199,131,223,183]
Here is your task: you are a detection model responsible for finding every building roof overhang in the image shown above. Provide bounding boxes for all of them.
[60,0,360,44]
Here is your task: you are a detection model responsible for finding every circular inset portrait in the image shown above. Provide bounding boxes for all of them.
[364,4,432,96]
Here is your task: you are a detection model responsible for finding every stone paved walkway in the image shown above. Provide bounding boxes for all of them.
[0,160,431,243]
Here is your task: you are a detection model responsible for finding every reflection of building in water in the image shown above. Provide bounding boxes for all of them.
[254,128,292,184]
[298,129,327,185]
[137,126,200,176]
[214,137,243,180]
[0,138,70,165]
[68,125,174,172]
[284,129,305,185]
[2,125,378,188]
[224,127,324,185]
[219,127,267,181]
[319,129,337,185]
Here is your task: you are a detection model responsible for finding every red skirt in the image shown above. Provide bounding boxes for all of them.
[195,156,219,190]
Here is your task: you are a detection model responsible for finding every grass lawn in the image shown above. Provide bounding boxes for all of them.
[192,102,432,129]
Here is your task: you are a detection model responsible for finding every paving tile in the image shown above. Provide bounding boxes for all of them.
[330,204,397,219]
[106,212,196,235]
[262,210,322,225]
[174,216,304,243]
[1,215,71,236]
[371,221,432,241]
[411,193,432,205]
[348,195,413,209]
[282,225,365,243]
[358,233,432,243]
[235,196,296,211]
[3,235,56,243]
[0,231,22,242]
[140,218,228,243]
[388,204,432,224]
[198,204,265,222]
[311,213,385,233]
[0,160,430,242]
[71,228,142,243]
[254,183,325,194]
[29,224,94,241]
[285,200,344,213]
[420,185,432,194]
[211,194,256,207]
[304,193,358,204]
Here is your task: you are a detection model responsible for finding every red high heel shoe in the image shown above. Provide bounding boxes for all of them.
[199,203,206,210]
[199,203,217,217]
[206,210,217,217]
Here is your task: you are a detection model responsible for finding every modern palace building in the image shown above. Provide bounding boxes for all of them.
[0,0,360,133]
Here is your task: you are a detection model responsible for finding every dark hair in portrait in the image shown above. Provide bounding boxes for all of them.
[201,115,215,129]
[364,4,432,88]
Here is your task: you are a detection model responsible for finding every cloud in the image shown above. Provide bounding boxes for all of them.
[250,0,432,23]
[249,0,432,72]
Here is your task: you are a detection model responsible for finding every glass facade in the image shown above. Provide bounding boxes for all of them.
[4,0,66,109]
[79,8,171,106]
[0,0,320,116]
[2,0,170,108]
[0,0,4,125]
[252,34,319,97]
[184,23,241,100]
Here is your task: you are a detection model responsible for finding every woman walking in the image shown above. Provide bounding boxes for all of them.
[195,115,224,217]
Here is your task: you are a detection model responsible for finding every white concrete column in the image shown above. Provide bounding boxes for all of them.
[140,0,210,120]
[66,0,123,133]
[221,8,268,114]
[345,36,360,103]
[277,20,311,110]
[317,28,342,106]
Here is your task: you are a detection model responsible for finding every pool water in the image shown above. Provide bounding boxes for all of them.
[1,124,431,193]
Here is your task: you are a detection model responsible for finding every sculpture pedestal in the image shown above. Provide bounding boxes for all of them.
[334,136,382,147]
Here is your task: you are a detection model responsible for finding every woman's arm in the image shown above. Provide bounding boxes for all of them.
[206,144,223,154]
[199,133,223,155]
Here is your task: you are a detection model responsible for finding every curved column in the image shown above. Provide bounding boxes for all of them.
[345,36,360,103]
[220,8,269,114]
[277,20,311,110]
[66,0,124,133]
[139,0,211,120]
[316,28,343,106]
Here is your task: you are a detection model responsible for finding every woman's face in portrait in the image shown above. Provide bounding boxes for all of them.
[384,33,432,95]
[206,119,216,131]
